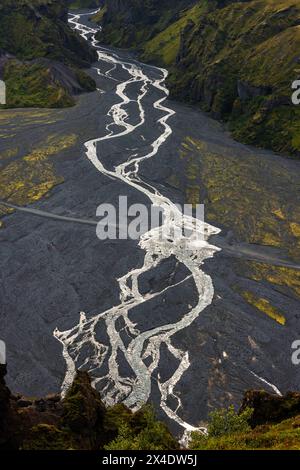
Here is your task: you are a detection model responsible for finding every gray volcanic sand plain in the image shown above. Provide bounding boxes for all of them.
[0,31,300,432]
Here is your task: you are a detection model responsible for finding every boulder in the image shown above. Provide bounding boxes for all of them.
[240,390,300,428]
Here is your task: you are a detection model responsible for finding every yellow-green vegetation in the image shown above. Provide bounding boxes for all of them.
[91,5,107,23]
[174,136,300,306]
[190,400,300,450]
[179,137,202,206]
[1,58,96,109]
[100,0,300,156]
[141,3,207,66]
[179,137,300,260]
[3,61,74,108]
[242,290,286,326]
[104,405,179,451]
[0,0,95,66]
[22,424,76,451]
[191,405,254,450]
[0,134,77,215]
[4,367,300,450]
[0,147,19,161]
[97,0,198,48]
[0,0,96,108]
[191,414,300,450]
[21,372,178,450]
[246,262,300,299]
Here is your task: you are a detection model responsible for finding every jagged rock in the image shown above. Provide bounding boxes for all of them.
[62,371,106,437]
[0,365,106,449]
[0,364,179,450]
[0,364,21,450]
[240,390,300,427]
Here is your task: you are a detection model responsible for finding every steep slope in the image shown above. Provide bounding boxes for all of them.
[98,0,197,48]
[0,0,97,107]
[191,390,300,450]
[98,0,300,156]
[0,0,95,65]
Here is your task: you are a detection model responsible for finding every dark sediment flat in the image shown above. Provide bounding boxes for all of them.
[0,25,300,432]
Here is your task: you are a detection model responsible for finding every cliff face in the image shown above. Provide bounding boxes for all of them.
[168,0,300,156]
[98,0,300,156]
[98,0,197,48]
[0,0,97,107]
[0,364,106,450]
[0,0,96,66]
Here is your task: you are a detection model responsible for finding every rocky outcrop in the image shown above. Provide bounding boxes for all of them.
[240,390,300,428]
[0,364,21,450]
[98,0,196,47]
[0,364,104,449]
[0,0,96,66]
[33,58,96,95]
[0,0,97,107]
[1,365,64,449]
[0,365,178,450]
[2,363,300,450]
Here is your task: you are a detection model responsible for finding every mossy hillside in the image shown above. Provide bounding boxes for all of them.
[97,0,197,48]
[191,415,300,449]
[100,0,300,156]
[0,133,77,217]
[172,0,300,155]
[3,61,74,108]
[191,393,300,450]
[91,5,106,23]
[178,137,300,260]
[141,2,209,67]
[0,0,96,67]
[0,0,97,108]
[246,262,300,301]
[241,290,286,326]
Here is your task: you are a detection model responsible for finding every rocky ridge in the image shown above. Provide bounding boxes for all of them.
[1,363,300,450]
[0,0,97,107]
